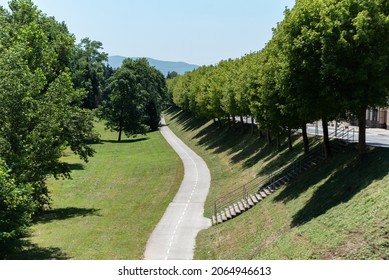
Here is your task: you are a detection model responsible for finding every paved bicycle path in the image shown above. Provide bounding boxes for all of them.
[144,118,211,260]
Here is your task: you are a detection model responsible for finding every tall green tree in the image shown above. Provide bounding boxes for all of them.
[219,60,239,127]
[279,1,332,154]
[320,0,389,152]
[130,58,167,131]
[172,73,193,112]
[101,58,167,141]
[71,37,109,109]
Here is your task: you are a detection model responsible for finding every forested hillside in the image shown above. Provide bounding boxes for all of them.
[109,55,199,76]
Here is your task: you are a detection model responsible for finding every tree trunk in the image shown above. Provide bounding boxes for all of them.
[217,118,223,129]
[288,128,293,151]
[118,108,124,142]
[267,130,272,144]
[276,132,281,149]
[302,123,309,153]
[357,108,367,153]
[118,126,122,142]
[322,117,331,159]
[251,117,255,135]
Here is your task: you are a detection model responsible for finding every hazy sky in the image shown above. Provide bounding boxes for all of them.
[0,0,295,65]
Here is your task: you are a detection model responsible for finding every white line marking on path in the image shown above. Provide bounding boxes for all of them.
[144,117,211,260]
[163,129,199,260]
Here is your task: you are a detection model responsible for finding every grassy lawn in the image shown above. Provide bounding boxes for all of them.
[12,121,183,260]
[164,108,389,260]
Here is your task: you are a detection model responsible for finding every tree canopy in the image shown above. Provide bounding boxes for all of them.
[71,37,109,109]
[100,58,167,141]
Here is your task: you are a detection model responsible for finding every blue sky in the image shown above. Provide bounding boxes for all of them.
[0,0,295,65]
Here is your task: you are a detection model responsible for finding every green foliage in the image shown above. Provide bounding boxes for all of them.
[0,160,34,256]
[166,71,179,79]
[0,0,97,210]
[71,37,109,109]
[100,58,167,141]
[319,0,389,150]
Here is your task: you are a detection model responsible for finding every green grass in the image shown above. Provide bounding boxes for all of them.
[164,108,313,217]
[164,107,389,260]
[11,121,183,260]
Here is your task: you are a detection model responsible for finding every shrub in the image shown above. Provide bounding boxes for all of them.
[0,160,34,257]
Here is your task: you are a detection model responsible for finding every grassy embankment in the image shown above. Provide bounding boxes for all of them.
[164,107,389,260]
[11,121,183,260]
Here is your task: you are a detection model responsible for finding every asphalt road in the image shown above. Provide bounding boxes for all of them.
[144,118,211,260]
[306,124,389,148]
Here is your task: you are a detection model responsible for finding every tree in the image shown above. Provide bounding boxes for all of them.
[101,58,167,141]
[192,66,212,117]
[319,0,389,152]
[171,69,198,114]
[166,74,180,105]
[279,1,332,154]
[130,58,167,131]
[71,38,109,109]
[233,57,252,131]
[166,71,179,79]
[0,0,97,209]
[206,66,228,123]
[219,60,239,128]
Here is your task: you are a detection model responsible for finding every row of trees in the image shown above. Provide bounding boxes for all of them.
[0,0,167,255]
[168,0,389,157]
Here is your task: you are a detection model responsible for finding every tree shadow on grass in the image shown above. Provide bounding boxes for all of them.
[34,207,101,224]
[101,138,149,144]
[274,147,389,227]
[5,239,69,260]
[2,207,100,259]
[167,109,210,132]
[253,135,319,177]
[68,163,85,171]
[195,123,234,154]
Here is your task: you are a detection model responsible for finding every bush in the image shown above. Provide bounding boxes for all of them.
[0,160,34,257]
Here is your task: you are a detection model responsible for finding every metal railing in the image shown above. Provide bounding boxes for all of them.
[213,124,356,221]
[213,141,325,220]
[328,127,355,143]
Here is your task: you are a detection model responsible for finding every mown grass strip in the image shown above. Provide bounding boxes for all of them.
[11,121,183,260]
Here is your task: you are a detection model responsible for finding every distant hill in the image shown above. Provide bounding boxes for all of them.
[108,56,199,76]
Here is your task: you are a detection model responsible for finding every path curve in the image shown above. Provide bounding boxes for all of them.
[144,118,211,260]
